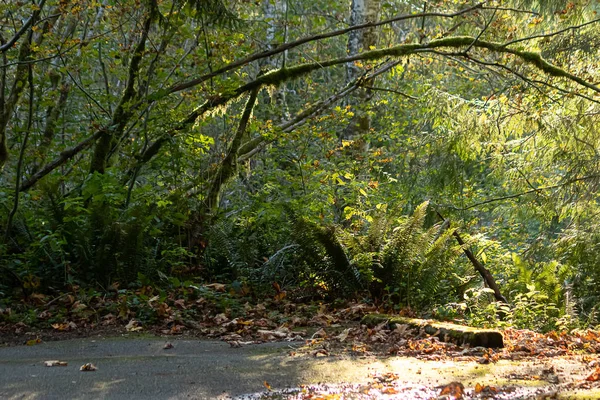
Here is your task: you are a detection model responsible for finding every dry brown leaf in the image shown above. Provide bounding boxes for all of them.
[336,328,350,342]
[439,381,464,399]
[585,366,600,382]
[311,348,329,357]
[312,328,327,339]
[205,283,226,292]
[44,360,68,367]
[257,329,288,340]
[381,387,398,394]
[214,313,229,325]
[125,319,143,332]
[80,363,97,371]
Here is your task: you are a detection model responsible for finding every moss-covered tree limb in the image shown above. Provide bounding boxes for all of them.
[89,1,157,173]
[21,34,600,190]
[162,3,483,96]
[0,29,33,171]
[204,87,260,213]
[137,36,598,169]
[182,64,398,198]
[237,61,401,162]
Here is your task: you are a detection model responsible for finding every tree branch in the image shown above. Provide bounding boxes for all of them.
[19,131,104,192]
[136,36,600,169]
[159,2,485,96]
[0,0,47,53]
[442,175,600,211]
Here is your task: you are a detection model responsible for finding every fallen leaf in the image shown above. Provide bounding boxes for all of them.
[311,348,329,357]
[257,329,288,340]
[439,381,464,399]
[125,319,143,332]
[80,363,97,371]
[312,328,327,339]
[263,381,272,391]
[205,283,226,292]
[163,342,173,349]
[26,338,42,346]
[214,313,229,325]
[336,328,350,342]
[44,360,68,367]
[586,366,600,382]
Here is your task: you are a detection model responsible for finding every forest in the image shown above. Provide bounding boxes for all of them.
[1,0,600,342]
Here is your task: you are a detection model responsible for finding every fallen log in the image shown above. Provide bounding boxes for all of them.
[361,313,504,348]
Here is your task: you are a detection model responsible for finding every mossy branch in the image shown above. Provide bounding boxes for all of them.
[137,36,598,168]
[90,2,156,174]
[162,2,484,96]
[205,86,260,213]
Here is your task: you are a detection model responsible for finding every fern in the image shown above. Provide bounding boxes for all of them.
[289,215,364,295]
[338,201,463,308]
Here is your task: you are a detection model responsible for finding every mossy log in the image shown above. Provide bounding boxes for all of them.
[361,313,504,348]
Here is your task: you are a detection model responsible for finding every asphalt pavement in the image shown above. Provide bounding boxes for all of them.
[1,335,599,399]
[0,336,379,399]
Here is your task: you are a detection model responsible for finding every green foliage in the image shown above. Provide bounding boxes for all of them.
[290,214,364,296]
[460,285,570,332]
[0,172,192,291]
[339,201,463,308]
[1,0,600,333]
[555,221,600,319]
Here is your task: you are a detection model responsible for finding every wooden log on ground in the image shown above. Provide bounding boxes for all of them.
[361,313,504,348]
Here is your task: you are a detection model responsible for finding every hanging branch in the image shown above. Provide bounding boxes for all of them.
[204,86,260,213]
[4,64,34,243]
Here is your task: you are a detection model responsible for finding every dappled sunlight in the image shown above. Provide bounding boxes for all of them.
[89,379,126,394]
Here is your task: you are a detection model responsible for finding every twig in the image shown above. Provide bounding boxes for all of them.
[443,175,600,211]
[502,18,600,48]
[0,0,47,53]
[360,85,418,100]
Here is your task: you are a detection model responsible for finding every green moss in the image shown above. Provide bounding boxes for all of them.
[362,313,504,348]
